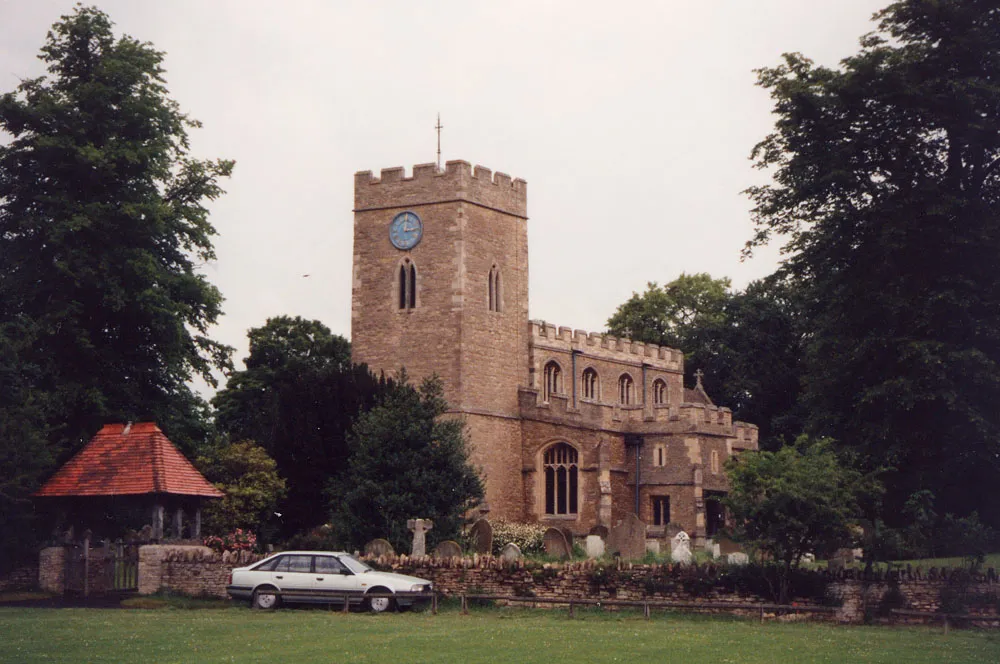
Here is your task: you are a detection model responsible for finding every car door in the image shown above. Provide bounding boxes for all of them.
[271,554,314,602]
[312,554,363,604]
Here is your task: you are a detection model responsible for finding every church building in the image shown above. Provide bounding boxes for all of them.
[350,160,758,549]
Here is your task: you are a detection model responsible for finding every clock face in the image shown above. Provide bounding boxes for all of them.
[389,211,423,250]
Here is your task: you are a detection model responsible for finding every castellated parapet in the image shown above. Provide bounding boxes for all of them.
[528,320,683,371]
[355,160,527,218]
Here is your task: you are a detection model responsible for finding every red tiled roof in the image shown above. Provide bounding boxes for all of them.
[34,422,224,498]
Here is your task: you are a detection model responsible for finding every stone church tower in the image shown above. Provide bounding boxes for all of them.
[351,160,529,519]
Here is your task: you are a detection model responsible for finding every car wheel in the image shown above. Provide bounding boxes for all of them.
[253,586,280,610]
[366,588,395,613]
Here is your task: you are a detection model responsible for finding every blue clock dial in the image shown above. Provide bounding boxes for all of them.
[389,211,423,250]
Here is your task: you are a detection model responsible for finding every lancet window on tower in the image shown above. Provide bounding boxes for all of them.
[618,373,635,405]
[543,360,562,401]
[582,367,599,400]
[398,259,417,310]
[543,443,578,516]
[488,265,503,312]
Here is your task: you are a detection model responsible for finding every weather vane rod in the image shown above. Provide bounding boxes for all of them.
[435,113,443,171]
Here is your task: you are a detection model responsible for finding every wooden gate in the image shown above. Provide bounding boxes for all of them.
[112,541,138,591]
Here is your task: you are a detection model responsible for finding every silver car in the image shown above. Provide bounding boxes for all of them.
[227,551,432,612]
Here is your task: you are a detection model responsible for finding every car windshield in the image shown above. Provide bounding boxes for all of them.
[338,554,372,573]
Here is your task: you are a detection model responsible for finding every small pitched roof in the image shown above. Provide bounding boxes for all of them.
[34,422,223,498]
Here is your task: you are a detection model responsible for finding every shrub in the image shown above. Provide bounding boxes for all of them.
[491,520,546,556]
[203,529,257,553]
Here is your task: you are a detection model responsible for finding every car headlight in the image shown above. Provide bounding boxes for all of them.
[410,583,429,592]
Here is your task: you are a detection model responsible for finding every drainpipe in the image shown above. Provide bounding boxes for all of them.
[625,434,644,516]
[571,350,582,408]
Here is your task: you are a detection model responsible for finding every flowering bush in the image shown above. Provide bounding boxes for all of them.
[490,520,546,556]
[203,528,257,553]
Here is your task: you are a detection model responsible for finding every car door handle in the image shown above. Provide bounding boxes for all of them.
[275,575,283,579]
[316,577,324,581]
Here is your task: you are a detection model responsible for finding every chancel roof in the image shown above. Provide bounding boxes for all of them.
[34,422,223,498]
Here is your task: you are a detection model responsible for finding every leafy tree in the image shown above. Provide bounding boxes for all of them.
[607,273,731,350]
[196,440,287,540]
[328,375,484,553]
[213,316,391,537]
[745,0,1000,527]
[724,437,875,602]
[0,6,233,456]
[0,6,232,563]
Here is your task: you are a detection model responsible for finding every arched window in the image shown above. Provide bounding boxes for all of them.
[582,368,599,400]
[652,378,668,405]
[398,259,417,310]
[543,361,562,401]
[543,443,578,516]
[488,265,503,312]
[618,373,634,405]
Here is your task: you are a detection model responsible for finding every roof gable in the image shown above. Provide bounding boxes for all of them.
[34,422,223,498]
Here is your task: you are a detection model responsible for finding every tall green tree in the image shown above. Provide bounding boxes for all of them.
[328,375,484,553]
[213,316,390,538]
[0,6,233,455]
[0,6,232,561]
[745,0,1000,526]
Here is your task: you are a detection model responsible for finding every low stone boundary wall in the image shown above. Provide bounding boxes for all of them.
[0,563,39,592]
[139,545,263,597]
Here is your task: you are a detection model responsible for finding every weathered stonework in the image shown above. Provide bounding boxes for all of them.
[351,161,758,541]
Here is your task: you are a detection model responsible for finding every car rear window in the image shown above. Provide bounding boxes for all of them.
[274,555,312,573]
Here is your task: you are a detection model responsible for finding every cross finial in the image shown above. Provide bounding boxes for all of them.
[694,369,704,389]
[435,113,443,171]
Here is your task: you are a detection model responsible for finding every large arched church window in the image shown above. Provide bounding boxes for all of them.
[543,360,562,401]
[543,443,578,516]
[398,259,417,310]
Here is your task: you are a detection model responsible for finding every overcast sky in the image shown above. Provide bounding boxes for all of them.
[1,0,890,388]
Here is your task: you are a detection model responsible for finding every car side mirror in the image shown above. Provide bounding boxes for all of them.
[339,569,351,575]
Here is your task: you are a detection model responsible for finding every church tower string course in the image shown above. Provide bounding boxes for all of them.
[350,159,758,545]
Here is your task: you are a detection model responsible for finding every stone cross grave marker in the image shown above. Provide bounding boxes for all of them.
[407,518,433,557]
[671,531,692,565]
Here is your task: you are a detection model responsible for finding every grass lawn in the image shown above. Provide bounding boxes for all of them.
[1,604,998,663]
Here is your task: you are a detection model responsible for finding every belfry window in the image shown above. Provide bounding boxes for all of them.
[543,361,562,401]
[398,259,416,310]
[582,368,599,400]
[543,443,578,516]
[618,373,635,405]
[488,265,502,312]
[652,378,667,405]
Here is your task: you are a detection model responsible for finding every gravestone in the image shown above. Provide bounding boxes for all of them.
[585,534,605,558]
[543,527,571,559]
[364,538,395,557]
[588,525,609,539]
[608,513,646,561]
[407,518,433,557]
[432,540,462,560]
[500,542,522,563]
[468,519,493,555]
[646,539,661,555]
[670,531,692,565]
[726,552,749,565]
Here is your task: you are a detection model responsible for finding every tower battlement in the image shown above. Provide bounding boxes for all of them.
[528,320,683,372]
[355,160,527,217]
